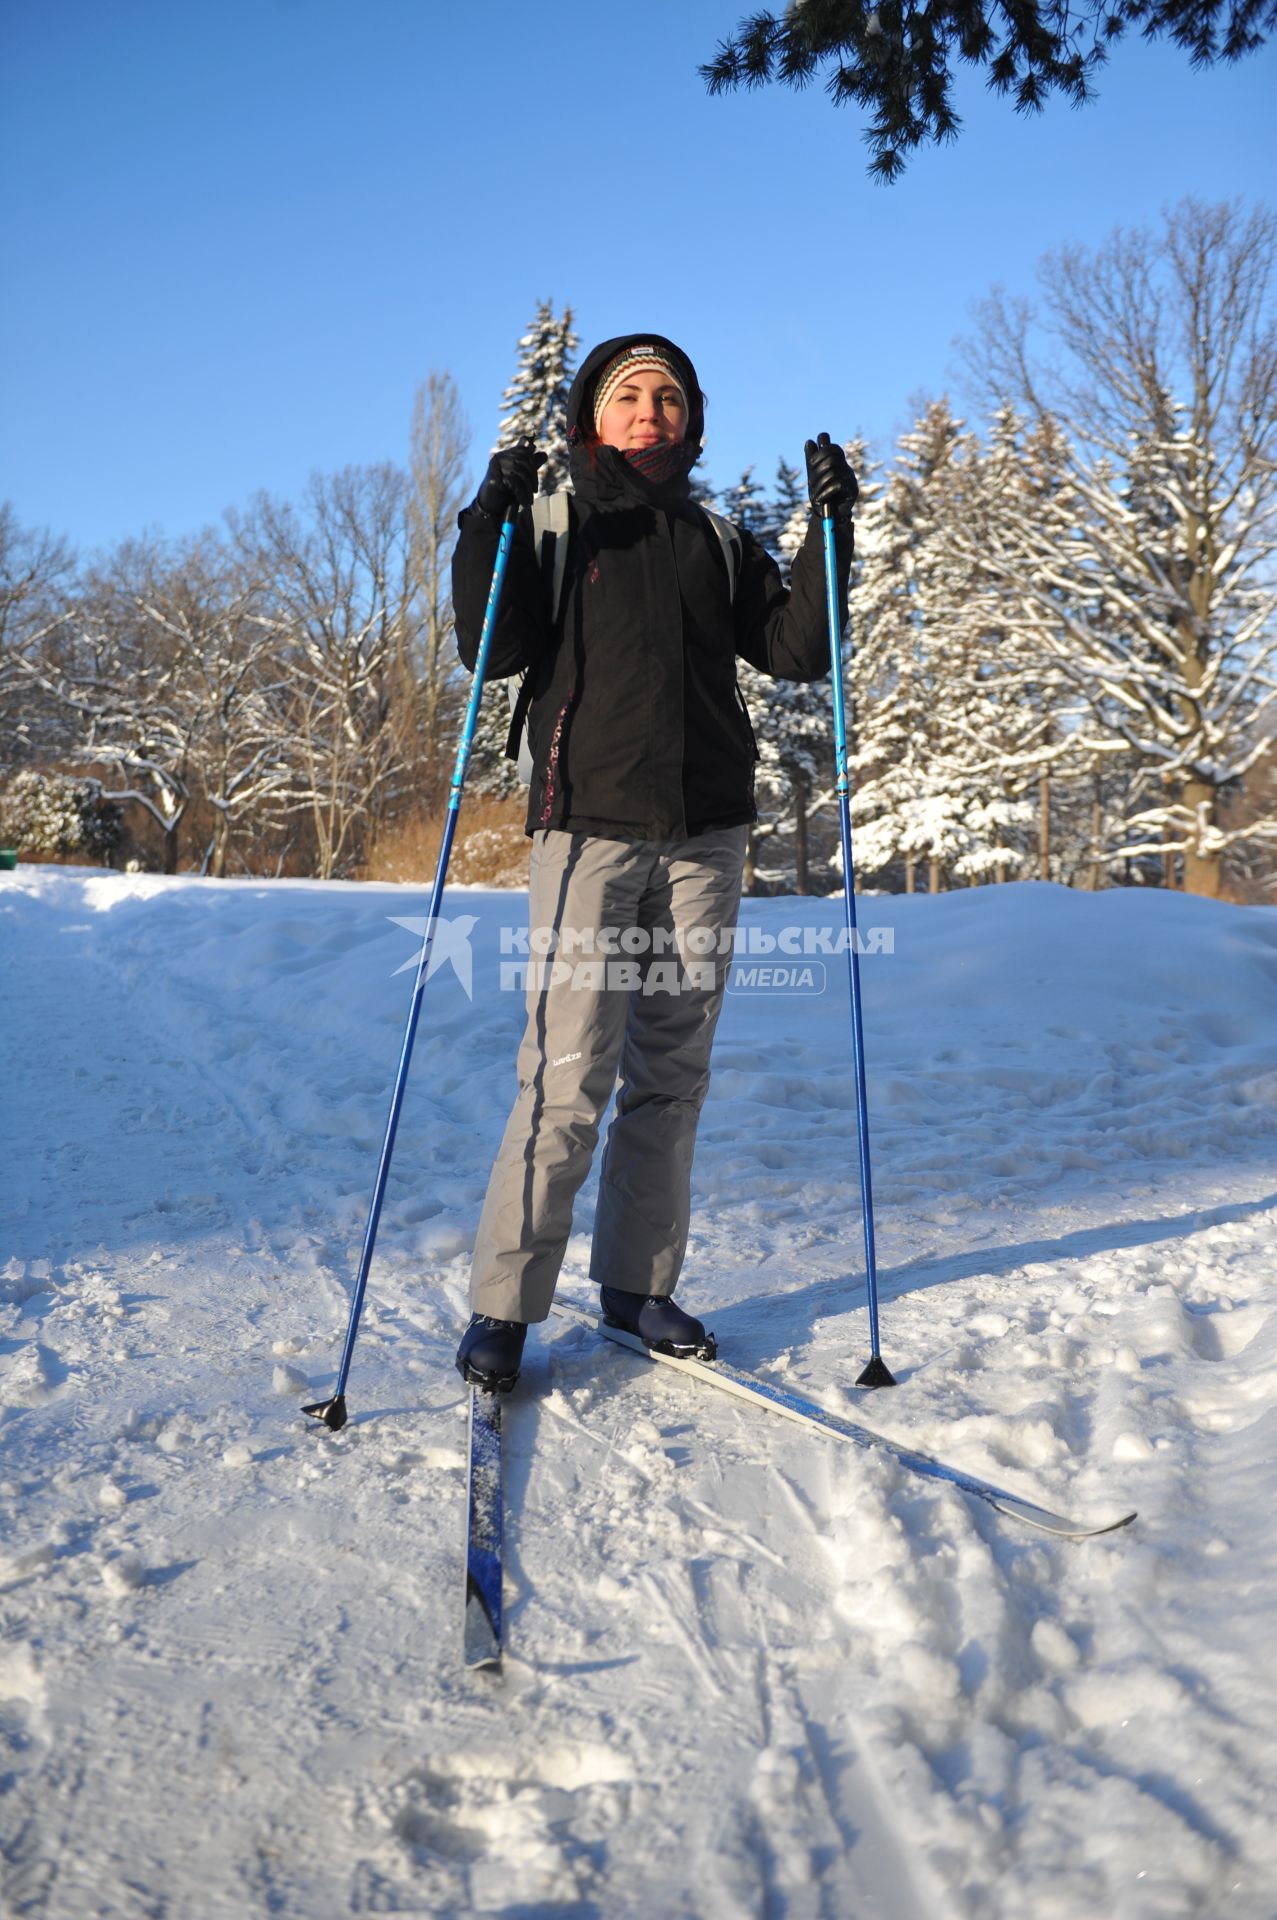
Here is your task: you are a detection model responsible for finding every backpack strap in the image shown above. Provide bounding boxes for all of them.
[505,490,573,776]
[536,489,573,620]
[702,507,751,754]
[703,507,742,603]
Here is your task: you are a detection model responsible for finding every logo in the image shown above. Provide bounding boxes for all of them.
[390,915,895,1003]
[388,914,478,999]
[728,962,828,994]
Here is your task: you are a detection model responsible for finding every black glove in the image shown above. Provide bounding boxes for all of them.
[475,442,547,519]
[804,433,859,519]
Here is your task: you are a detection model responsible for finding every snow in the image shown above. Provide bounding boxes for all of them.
[2,865,1276,1919]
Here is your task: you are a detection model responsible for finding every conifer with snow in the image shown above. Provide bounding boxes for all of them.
[470,302,580,799]
[772,459,808,578]
[722,467,767,537]
[495,300,579,497]
[850,404,1041,890]
[0,769,122,860]
[740,448,866,891]
[965,199,1277,896]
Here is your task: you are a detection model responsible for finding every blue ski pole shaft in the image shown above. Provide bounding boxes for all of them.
[304,507,521,1430]
[822,509,895,1388]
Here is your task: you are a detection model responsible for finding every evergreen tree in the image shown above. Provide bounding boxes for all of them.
[701,0,1274,181]
[471,301,579,797]
[746,665,837,893]
[951,404,1096,884]
[722,467,766,535]
[495,300,579,496]
[741,449,862,892]
[850,401,1041,891]
[771,458,807,575]
[965,200,1277,895]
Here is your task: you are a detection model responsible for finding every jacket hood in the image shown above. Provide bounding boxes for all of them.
[566,332,705,448]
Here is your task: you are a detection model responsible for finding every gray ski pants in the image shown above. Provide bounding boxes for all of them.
[470,826,747,1323]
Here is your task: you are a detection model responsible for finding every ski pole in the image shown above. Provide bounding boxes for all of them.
[822,506,896,1389]
[303,504,522,1431]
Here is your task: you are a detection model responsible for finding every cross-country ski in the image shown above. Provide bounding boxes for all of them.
[551,1301,1137,1541]
[463,1387,504,1669]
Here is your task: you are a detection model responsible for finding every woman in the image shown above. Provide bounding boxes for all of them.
[451,332,856,1390]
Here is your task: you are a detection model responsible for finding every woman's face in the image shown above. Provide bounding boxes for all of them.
[595,369,688,451]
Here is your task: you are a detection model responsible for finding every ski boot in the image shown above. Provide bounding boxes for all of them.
[456,1314,527,1392]
[599,1286,716,1361]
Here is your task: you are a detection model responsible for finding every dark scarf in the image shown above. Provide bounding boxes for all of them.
[621,439,698,489]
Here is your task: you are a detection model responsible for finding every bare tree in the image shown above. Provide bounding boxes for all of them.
[44,539,201,872]
[407,371,471,791]
[964,198,1277,896]
[230,464,427,879]
[28,533,289,874]
[0,504,77,771]
[124,538,293,877]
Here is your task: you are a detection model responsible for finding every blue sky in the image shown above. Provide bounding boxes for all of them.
[2,0,1274,555]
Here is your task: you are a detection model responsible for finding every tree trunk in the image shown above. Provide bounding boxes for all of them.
[1087,787,1103,891]
[1182,777,1222,897]
[1183,849,1221,897]
[928,856,940,894]
[1038,768,1051,881]
[743,829,756,896]
[163,821,179,875]
[793,773,809,895]
[209,817,230,879]
[905,856,915,894]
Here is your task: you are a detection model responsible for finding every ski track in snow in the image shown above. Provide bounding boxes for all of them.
[2,868,1276,1919]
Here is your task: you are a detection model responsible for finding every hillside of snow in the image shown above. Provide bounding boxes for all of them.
[2,866,1275,1920]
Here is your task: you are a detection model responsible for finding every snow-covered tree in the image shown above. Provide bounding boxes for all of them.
[470,302,580,800]
[749,669,837,893]
[0,769,123,861]
[0,505,76,771]
[687,469,721,511]
[772,459,808,576]
[723,467,767,538]
[131,540,295,877]
[495,299,579,496]
[951,405,1103,882]
[742,450,863,892]
[965,198,1277,896]
[41,532,293,875]
[850,403,1043,890]
[230,464,428,877]
[45,539,201,872]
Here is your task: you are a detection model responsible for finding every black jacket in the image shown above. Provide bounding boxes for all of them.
[453,332,851,841]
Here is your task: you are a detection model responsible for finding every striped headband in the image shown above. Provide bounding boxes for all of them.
[592,346,689,433]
